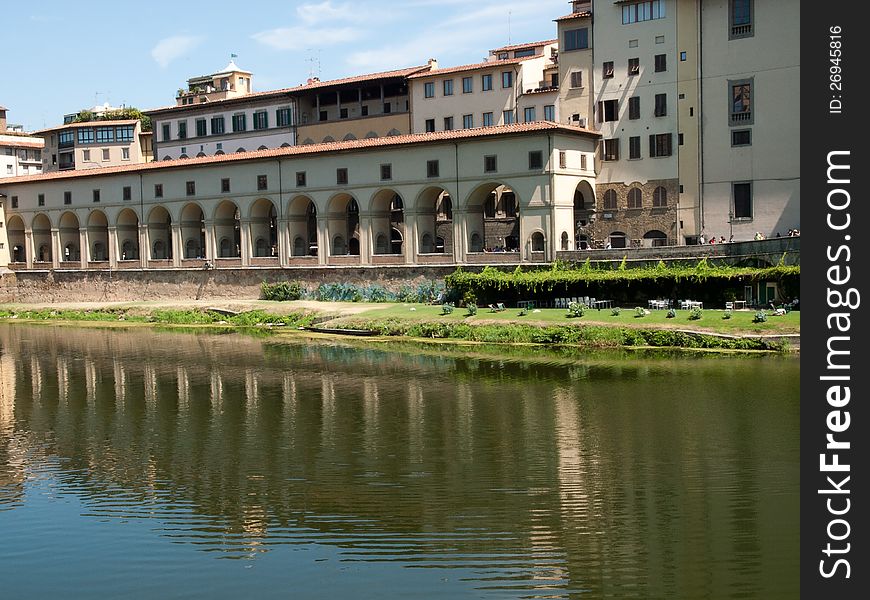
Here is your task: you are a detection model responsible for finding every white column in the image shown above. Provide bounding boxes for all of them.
[139,224,148,267]
[78,228,88,269]
[24,230,33,269]
[277,218,290,266]
[317,217,328,265]
[403,212,417,264]
[171,224,182,267]
[359,213,372,264]
[203,220,215,261]
[452,209,465,263]
[107,226,118,268]
[50,228,60,269]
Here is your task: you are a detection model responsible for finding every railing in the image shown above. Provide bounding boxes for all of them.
[730,111,752,124]
[731,23,752,37]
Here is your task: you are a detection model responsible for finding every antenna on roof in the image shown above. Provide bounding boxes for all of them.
[305,49,321,81]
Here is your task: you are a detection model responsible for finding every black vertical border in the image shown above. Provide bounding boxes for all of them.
[801,0,867,596]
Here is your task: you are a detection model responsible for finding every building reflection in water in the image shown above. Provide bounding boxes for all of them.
[0,324,799,598]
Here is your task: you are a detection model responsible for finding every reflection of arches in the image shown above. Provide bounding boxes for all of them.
[644,229,668,247]
[561,231,569,250]
[470,232,483,252]
[531,232,545,252]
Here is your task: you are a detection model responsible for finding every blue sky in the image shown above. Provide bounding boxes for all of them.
[5,0,569,132]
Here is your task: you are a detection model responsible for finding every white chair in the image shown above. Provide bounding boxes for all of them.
[725,301,734,310]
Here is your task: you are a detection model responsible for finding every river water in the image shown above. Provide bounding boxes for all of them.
[0,324,799,599]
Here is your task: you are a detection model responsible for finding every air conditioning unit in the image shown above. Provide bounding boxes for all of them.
[570,114,586,127]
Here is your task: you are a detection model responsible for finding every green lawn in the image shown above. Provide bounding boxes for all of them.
[354,303,800,335]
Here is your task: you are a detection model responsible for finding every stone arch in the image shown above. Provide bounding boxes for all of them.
[31,214,53,263]
[196,152,207,158]
[180,202,206,258]
[116,208,140,260]
[322,136,335,143]
[288,195,318,256]
[162,155,172,161]
[214,200,241,257]
[643,229,668,247]
[415,185,453,255]
[530,231,545,253]
[281,142,291,148]
[58,211,80,262]
[464,181,521,252]
[364,131,378,139]
[386,129,401,136]
[369,188,404,255]
[608,230,627,249]
[327,193,360,256]
[343,133,357,141]
[250,198,278,257]
[573,179,596,250]
[147,205,172,260]
[6,215,26,262]
[86,210,109,262]
[258,145,268,151]
[236,147,246,153]
[561,231,569,250]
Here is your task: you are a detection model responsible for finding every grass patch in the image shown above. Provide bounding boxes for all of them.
[0,308,316,329]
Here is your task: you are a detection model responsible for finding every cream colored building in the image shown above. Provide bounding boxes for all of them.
[37,119,149,173]
[1,106,44,179]
[0,123,599,269]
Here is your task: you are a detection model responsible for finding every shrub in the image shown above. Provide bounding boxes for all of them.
[689,307,703,320]
[753,310,768,323]
[519,306,529,316]
[567,301,585,318]
[611,307,621,316]
[462,290,478,307]
[441,303,455,315]
[261,281,304,301]
[723,310,733,320]
[666,308,676,319]
[465,303,478,316]
[634,306,646,318]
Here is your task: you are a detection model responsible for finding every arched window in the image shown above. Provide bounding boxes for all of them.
[364,131,378,139]
[121,240,137,260]
[196,152,207,158]
[185,239,200,258]
[179,154,189,159]
[255,238,268,257]
[343,133,357,141]
[302,138,315,145]
[438,195,453,220]
[92,242,105,261]
[628,187,642,209]
[322,136,335,143]
[333,235,346,255]
[219,238,232,257]
[500,192,517,217]
[608,231,627,249]
[163,155,173,161]
[643,230,668,247]
[390,228,403,254]
[281,142,291,148]
[386,129,401,136]
[153,240,165,259]
[421,233,434,253]
[573,190,585,211]
[38,244,51,262]
[293,236,306,257]
[236,147,246,153]
[258,145,268,151]
[531,232,545,252]
[435,237,445,253]
[603,189,617,210]
[348,238,360,255]
[653,186,668,207]
[561,231,569,250]
[215,150,225,155]
[375,233,388,254]
[470,232,483,252]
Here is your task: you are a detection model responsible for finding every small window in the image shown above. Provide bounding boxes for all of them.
[196,119,207,137]
[463,114,473,129]
[602,61,614,78]
[424,82,435,98]
[581,154,587,170]
[162,123,171,141]
[443,79,454,96]
[503,110,515,125]
[570,71,583,88]
[544,105,555,121]
[257,175,268,190]
[275,108,291,127]
[603,139,619,161]
[563,27,589,51]
[232,113,247,132]
[444,116,454,131]
[653,186,668,207]
[425,119,435,133]
[629,96,640,120]
[678,133,684,145]
[597,100,618,122]
[654,93,667,117]
[730,79,753,125]
[628,57,639,76]
[484,155,497,173]
[336,168,348,185]
[501,71,513,88]
[339,108,348,119]
[380,164,392,180]
[523,107,536,123]
[221,178,231,193]
[559,151,567,169]
[102,148,110,161]
[361,105,369,116]
[649,133,673,157]
[177,121,187,139]
[154,184,163,198]
[654,54,667,72]
[92,189,100,203]
[655,35,665,44]
[481,74,493,91]
[186,181,196,196]
[35,194,42,207]
[296,171,307,187]
[427,160,440,178]
[122,147,130,160]
[730,0,753,39]
[462,77,473,93]
[528,151,543,169]
[733,182,752,218]
[629,136,641,159]
[123,186,131,201]
[253,111,268,130]
[628,188,642,209]
[603,189,617,210]
[732,129,752,146]
[680,51,687,61]
[482,112,493,127]
[83,149,91,161]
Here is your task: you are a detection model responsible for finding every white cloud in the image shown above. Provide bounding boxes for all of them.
[252,26,361,51]
[296,1,355,25]
[151,35,205,68]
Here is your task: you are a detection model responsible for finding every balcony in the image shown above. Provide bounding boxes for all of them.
[731,23,752,37]
[730,111,752,125]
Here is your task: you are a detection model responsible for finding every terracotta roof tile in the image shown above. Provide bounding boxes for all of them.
[0,122,599,185]
[0,139,44,149]
[407,56,534,79]
[490,39,557,53]
[554,11,592,21]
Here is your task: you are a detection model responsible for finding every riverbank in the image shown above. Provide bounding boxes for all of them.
[0,299,798,352]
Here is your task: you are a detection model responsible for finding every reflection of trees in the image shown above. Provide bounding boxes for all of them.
[0,325,799,598]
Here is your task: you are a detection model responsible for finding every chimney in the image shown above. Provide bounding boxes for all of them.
[427,58,438,70]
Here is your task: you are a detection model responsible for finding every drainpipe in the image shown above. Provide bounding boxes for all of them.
[547,131,555,261]
[139,172,144,265]
[697,2,705,234]
[453,141,462,262]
